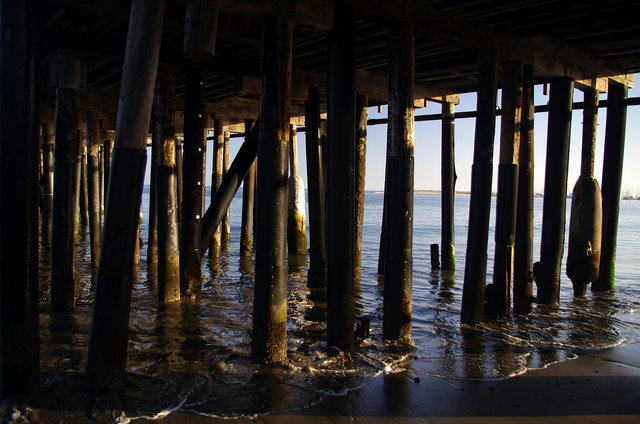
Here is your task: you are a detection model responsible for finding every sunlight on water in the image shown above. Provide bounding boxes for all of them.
[36,190,640,418]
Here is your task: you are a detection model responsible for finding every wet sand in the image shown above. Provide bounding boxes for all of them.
[131,343,640,424]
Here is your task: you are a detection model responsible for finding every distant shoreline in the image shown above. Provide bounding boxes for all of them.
[373,189,471,196]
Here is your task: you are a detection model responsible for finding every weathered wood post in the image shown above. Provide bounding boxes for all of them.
[155,65,181,303]
[222,130,231,248]
[430,244,440,271]
[489,60,522,318]
[252,14,291,363]
[78,140,89,227]
[326,4,356,349]
[240,120,256,257]
[51,58,83,313]
[441,101,456,271]
[592,81,627,292]
[180,62,206,297]
[0,0,40,396]
[566,86,602,296]
[42,123,55,250]
[176,139,183,222]
[355,94,368,280]
[513,64,535,314]
[98,145,104,215]
[85,112,102,268]
[86,0,166,392]
[382,24,414,342]
[537,77,574,305]
[209,119,224,258]
[183,0,219,63]
[148,126,158,265]
[287,125,307,255]
[102,138,113,214]
[461,52,498,324]
[305,87,327,287]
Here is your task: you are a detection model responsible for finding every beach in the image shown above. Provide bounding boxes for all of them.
[130,343,640,424]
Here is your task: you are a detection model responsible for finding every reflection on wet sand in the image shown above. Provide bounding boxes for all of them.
[27,200,640,421]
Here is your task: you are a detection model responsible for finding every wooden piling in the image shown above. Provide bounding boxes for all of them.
[538,77,574,305]
[183,0,219,63]
[209,119,224,258]
[85,112,102,268]
[86,0,166,392]
[592,82,627,292]
[155,65,181,303]
[326,5,356,349]
[382,24,414,342]
[79,142,89,227]
[0,0,40,395]
[240,120,256,257]
[567,87,602,297]
[180,63,206,297]
[42,123,55,250]
[489,60,522,318]
[304,87,327,287]
[460,52,498,325]
[51,86,81,313]
[430,244,440,271]
[355,94,368,280]
[98,145,104,216]
[176,139,183,222]
[441,102,456,271]
[148,125,158,265]
[222,130,231,248]
[513,64,535,314]
[287,125,307,255]
[252,15,291,364]
[102,139,112,213]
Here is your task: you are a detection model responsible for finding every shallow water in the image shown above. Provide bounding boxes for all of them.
[35,190,640,419]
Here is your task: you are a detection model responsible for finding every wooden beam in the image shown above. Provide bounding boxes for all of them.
[353,0,633,86]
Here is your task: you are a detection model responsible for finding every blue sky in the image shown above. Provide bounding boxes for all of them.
[149,74,639,196]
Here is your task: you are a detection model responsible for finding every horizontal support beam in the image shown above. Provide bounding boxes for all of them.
[366,96,640,126]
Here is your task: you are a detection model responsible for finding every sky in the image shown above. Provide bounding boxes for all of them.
[149,74,639,197]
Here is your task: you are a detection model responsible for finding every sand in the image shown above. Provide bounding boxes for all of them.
[130,343,640,424]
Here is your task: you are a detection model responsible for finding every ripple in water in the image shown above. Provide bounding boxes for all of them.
[34,191,640,419]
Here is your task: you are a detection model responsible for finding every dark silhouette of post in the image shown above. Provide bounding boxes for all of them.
[382,24,415,342]
[252,15,292,364]
[86,0,166,392]
[305,87,327,287]
[85,112,102,268]
[326,4,356,349]
[209,119,224,258]
[240,120,256,257]
[0,0,40,396]
[441,102,456,271]
[513,64,535,314]
[51,73,81,313]
[489,60,522,318]
[537,77,574,305]
[180,63,206,297]
[41,124,54,251]
[592,82,627,292]
[461,52,498,324]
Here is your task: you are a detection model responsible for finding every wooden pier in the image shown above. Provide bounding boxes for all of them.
[0,0,638,406]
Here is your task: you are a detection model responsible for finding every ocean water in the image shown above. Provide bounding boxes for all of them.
[36,188,640,419]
